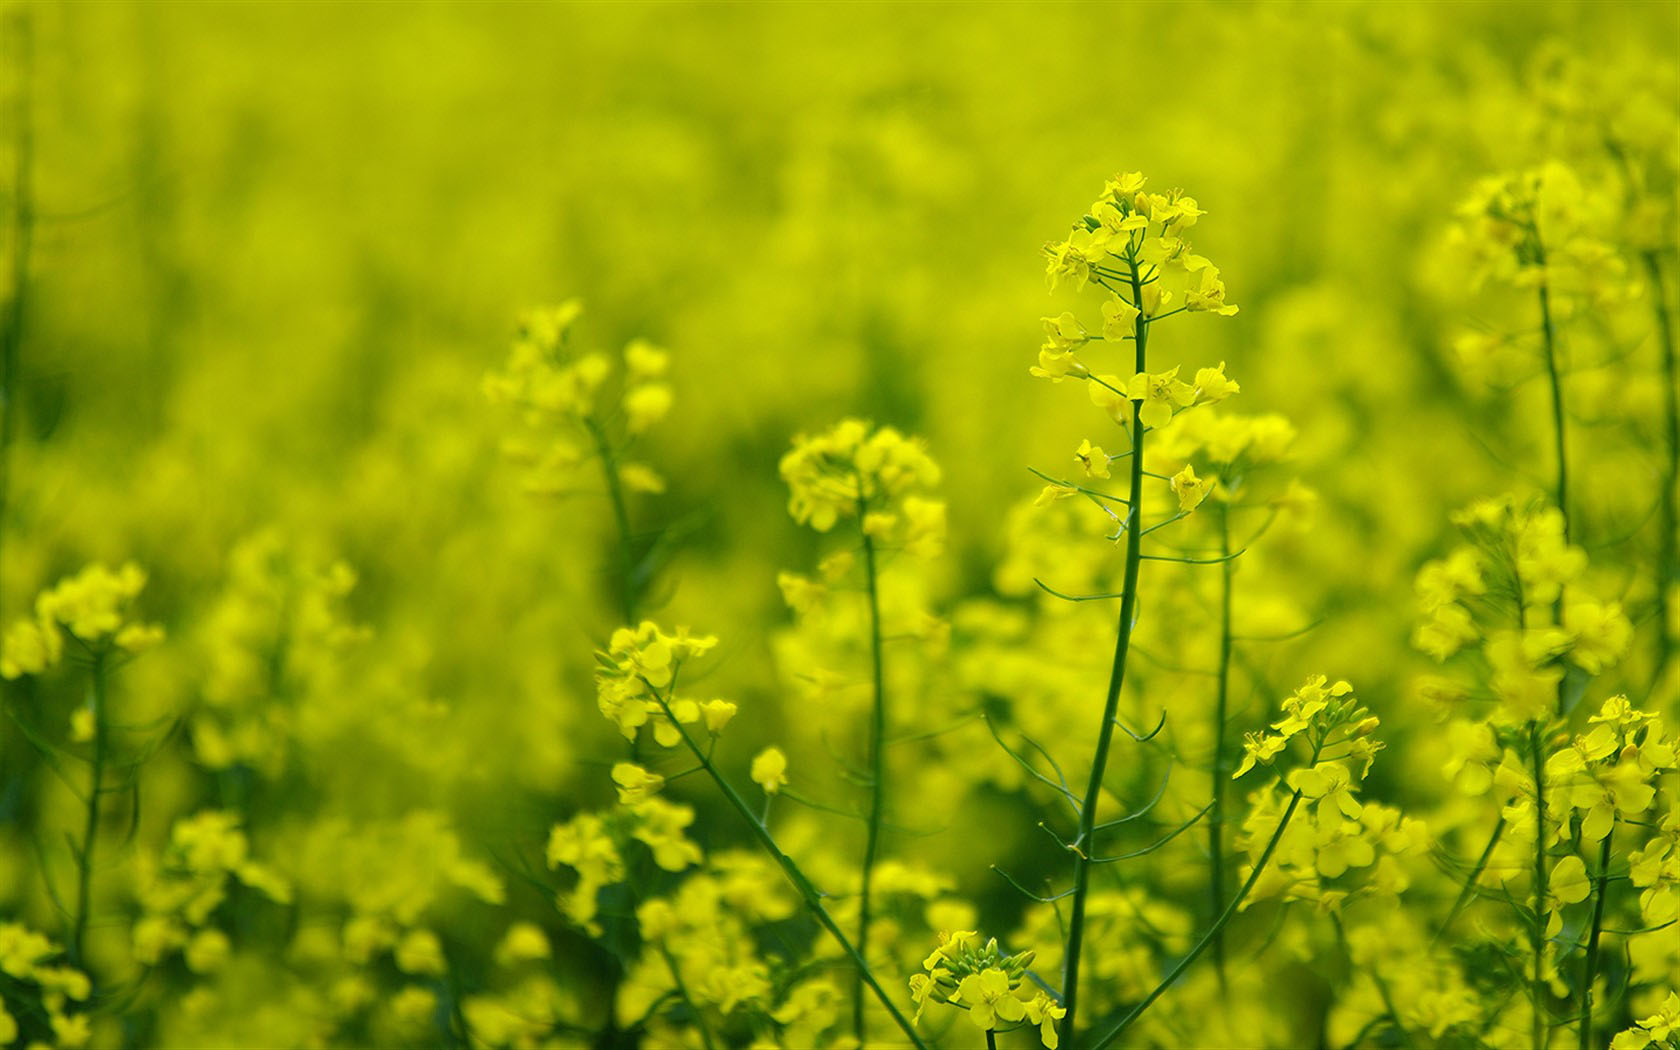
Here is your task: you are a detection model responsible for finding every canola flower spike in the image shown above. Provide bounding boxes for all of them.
[1035,172,1259,1046]
[485,301,676,621]
[0,562,163,678]
[779,419,943,541]
[778,417,947,1042]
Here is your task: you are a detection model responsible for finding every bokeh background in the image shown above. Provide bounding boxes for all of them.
[1,1,1677,1047]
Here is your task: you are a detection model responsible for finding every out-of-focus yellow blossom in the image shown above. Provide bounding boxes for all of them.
[779,419,942,541]
[750,746,788,795]
[1,562,162,677]
[611,762,665,804]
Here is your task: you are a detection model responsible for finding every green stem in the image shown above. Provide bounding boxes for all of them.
[1536,277,1571,721]
[1088,786,1308,1050]
[1643,251,1678,685]
[1531,723,1551,1050]
[1209,502,1233,987]
[658,944,717,1050]
[1578,824,1614,1050]
[1332,912,1407,1042]
[0,8,35,624]
[585,415,638,625]
[70,649,108,969]
[584,414,639,1050]
[646,687,930,1050]
[1538,280,1568,541]
[442,948,475,1050]
[1432,814,1507,948]
[1059,256,1150,1047]
[854,518,887,1044]
[986,1029,999,1050]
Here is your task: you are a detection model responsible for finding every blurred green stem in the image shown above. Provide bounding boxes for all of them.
[1531,723,1551,1050]
[1060,252,1148,1046]
[1432,814,1506,948]
[586,414,638,625]
[71,649,108,970]
[853,509,887,1044]
[1643,251,1677,685]
[1537,275,1571,721]
[647,685,930,1050]
[1089,784,1311,1050]
[1537,279,1567,540]
[1578,823,1614,1050]
[1209,501,1233,986]
[658,944,716,1050]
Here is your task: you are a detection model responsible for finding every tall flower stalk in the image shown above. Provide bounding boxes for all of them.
[854,501,887,1043]
[779,418,942,1040]
[1033,172,1243,1043]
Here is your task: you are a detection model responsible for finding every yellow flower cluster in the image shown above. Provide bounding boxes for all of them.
[0,923,92,1048]
[593,620,722,741]
[779,418,944,553]
[1414,497,1632,723]
[910,930,1064,1048]
[1,562,163,678]
[483,300,673,496]
[133,811,292,968]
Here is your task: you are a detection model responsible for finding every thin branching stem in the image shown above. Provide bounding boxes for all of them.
[1643,251,1678,684]
[1088,786,1310,1050]
[853,506,888,1044]
[658,945,717,1050]
[1058,253,1149,1046]
[585,415,639,624]
[645,685,930,1050]
[1433,814,1507,948]
[1531,722,1552,1050]
[1209,501,1233,986]
[1578,823,1615,1050]
[1538,279,1568,540]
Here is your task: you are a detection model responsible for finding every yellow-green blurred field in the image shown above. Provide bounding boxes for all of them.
[2,2,1679,1048]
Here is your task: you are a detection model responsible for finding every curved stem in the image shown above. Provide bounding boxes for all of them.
[70,650,108,969]
[1643,251,1677,686]
[585,415,638,625]
[1536,277,1572,723]
[658,944,717,1050]
[583,414,640,1050]
[1432,814,1507,948]
[1531,723,1551,1050]
[1578,824,1615,1050]
[1059,257,1149,1046]
[1209,502,1233,987]
[853,521,887,1044]
[646,687,930,1050]
[1087,787,1307,1050]
[986,1029,999,1050]
[1538,281,1568,541]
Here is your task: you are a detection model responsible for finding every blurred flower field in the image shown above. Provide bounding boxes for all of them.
[2,1,1679,1047]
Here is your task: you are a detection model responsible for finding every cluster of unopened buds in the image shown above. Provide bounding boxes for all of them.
[910,930,1066,1048]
